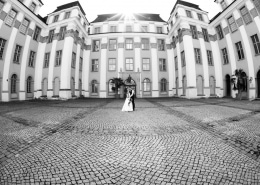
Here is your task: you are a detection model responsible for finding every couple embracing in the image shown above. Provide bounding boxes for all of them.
[121,87,135,112]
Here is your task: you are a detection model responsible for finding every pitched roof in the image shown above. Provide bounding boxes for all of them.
[91,13,166,23]
[170,0,202,14]
[52,1,86,15]
[38,0,43,5]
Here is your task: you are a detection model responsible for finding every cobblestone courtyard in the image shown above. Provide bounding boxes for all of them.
[1,98,260,185]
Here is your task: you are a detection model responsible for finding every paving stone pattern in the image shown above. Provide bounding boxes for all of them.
[0,98,260,184]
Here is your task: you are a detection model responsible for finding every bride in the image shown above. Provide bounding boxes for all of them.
[121,88,133,112]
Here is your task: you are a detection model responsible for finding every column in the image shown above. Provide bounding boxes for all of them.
[134,37,141,97]
[176,38,183,96]
[74,37,81,97]
[150,37,159,97]
[166,38,175,97]
[118,36,124,76]
[82,39,91,97]
[99,37,108,98]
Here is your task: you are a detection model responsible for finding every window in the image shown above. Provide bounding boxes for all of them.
[175,56,178,70]
[29,2,36,12]
[235,41,245,60]
[92,59,98,72]
[141,38,149,50]
[216,25,224,40]
[197,13,203,21]
[142,58,150,71]
[13,45,22,63]
[190,25,198,39]
[126,25,132,32]
[157,27,163,33]
[186,10,192,18]
[194,48,202,64]
[202,28,209,42]
[143,78,151,92]
[33,26,41,41]
[109,39,117,51]
[44,52,50,68]
[59,26,66,40]
[27,76,33,93]
[207,50,214,66]
[5,9,17,27]
[125,38,133,50]
[0,0,5,10]
[71,52,76,68]
[178,28,182,42]
[240,6,252,24]
[79,57,83,71]
[53,15,59,23]
[93,40,100,52]
[181,51,186,67]
[110,26,116,32]
[94,27,100,34]
[252,0,260,14]
[108,79,115,93]
[161,78,167,92]
[251,34,260,55]
[125,58,134,71]
[108,58,116,71]
[222,48,229,64]
[227,16,237,32]
[20,18,30,34]
[0,38,6,60]
[172,36,176,48]
[48,29,55,43]
[28,51,36,67]
[65,12,71,19]
[158,39,165,51]
[91,80,98,93]
[220,0,227,10]
[159,58,166,71]
[55,50,62,66]
[142,26,148,32]
[11,74,17,93]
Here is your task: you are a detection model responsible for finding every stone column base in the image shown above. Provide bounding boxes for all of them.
[1,92,9,102]
[152,90,159,97]
[59,90,72,99]
[186,88,198,99]
[19,92,26,101]
[99,91,107,98]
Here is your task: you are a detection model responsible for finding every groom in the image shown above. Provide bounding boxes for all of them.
[129,88,135,111]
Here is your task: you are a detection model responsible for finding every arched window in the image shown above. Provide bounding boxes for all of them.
[27,76,33,93]
[91,80,98,93]
[143,78,151,92]
[11,74,17,93]
[108,79,115,93]
[161,78,167,92]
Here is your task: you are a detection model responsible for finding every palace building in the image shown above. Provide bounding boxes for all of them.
[0,0,260,102]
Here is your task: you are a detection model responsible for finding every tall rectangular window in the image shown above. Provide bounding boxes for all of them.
[20,18,30,34]
[92,59,99,72]
[110,26,116,32]
[175,56,178,70]
[181,51,186,67]
[28,51,36,67]
[216,25,224,40]
[71,52,76,68]
[240,6,252,24]
[125,58,134,71]
[142,58,150,71]
[190,25,198,39]
[125,38,133,50]
[252,0,260,14]
[194,48,202,64]
[64,12,71,19]
[29,2,36,12]
[93,40,100,52]
[44,52,50,68]
[222,48,229,64]
[59,26,66,40]
[141,38,149,50]
[0,38,6,60]
[251,34,260,55]
[109,39,117,51]
[55,50,62,66]
[79,57,83,71]
[48,29,55,43]
[5,9,17,27]
[142,26,148,32]
[159,58,166,71]
[178,29,182,42]
[202,28,209,42]
[108,58,116,71]
[94,27,100,34]
[221,0,227,10]
[53,15,59,23]
[207,50,214,66]
[157,27,163,33]
[13,45,22,63]
[197,13,203,21]
[126,25,132,32]
[227,16,237,33]
[33,26,41,41]
[158,39,165,51]
[235,41,245,60]
[0,0,5,10]
[186,10,192,18]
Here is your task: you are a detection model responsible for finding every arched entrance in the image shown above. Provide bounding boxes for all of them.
[183,76,187,96]
[209,76,215,96]
[257,70,260,98]
[53,77,60,97]
[225,74,231,97]
[197,75,204,95]
[124,75,136,98]
[42,78,48,96]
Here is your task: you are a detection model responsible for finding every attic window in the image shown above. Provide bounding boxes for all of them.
[29,2,36,12]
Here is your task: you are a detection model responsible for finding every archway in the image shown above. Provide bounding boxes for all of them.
[53,77,60,96]
[197,75,204,95]
[257,70,260,98]
[124,75,136,98]
[209,76,216,96]
[225,74,231,97]
[42,78,48,96]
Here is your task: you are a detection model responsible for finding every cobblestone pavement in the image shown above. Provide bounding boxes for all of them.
[0,98,260,185]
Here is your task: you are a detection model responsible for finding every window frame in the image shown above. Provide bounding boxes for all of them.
[159,58,167,71]
[55,50,62,66]
[110,26,117,32]
[143,78,151,92]
[126,25,132,32]
[71,52,76,68]
[175,56,178,70]
[190,25,198,39]
[181,51,186,67]
[158,39,165,51]
[207,50,214,66]
[235,41,245,60]
[202,28,209,42]
[79,57,83,71]
[59,26,66,40]
[33,26,41,41]
[0,0,5,10]
[91,80,98,93]
[125,58,134,71]
[13,45,22,63]
[91,59,99,72]
[227,15,237,33]
[125,38,133,50]
[109,39,117,51]
[19,18,30,35]
[197,13,203,21]
[108,58,116,71]
[251,34,260,55]
[92,40,100,52]
[222,48,229,64]
[160,78,167,92]
[142,58,150,71]
[240,6,252,25]
[53,15,59,23]
[5,9,17,27]
[216,25,224,40]
[29,2,36,12]
[141,38,150,50]
[11,74,17,94]
[44,52,50,68]
[194,48,202,64]
[28,50,36,67]
[26,76,33,93]
[186,10,192,18]
[48,29,55,43]
[0,38,7,60]
[64,11,71,19]
[157,27,163,34]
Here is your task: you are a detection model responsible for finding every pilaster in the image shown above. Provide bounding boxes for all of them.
[176,38,183,96]
[166,38,175,97]
[118,37,124,75]
[150,37,159,97]
[74,41,81,97]
[82,39,91,97]
[100,37,108,98]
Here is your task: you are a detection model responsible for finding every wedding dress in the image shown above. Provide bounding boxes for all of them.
[121,93,133,112]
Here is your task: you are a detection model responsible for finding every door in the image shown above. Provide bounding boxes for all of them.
[210,76,215,96]
[197,76,203,95]
[258,70,260,98]
[226,75,231,97]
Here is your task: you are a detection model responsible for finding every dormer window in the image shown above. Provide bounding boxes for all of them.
[29,2,36,12]
[197,13,203,21]
[110,26,117,32]
[64,12,71,19]
[53,15,59,23]
[94,27,100,34]
[157,27,163,34]
[220,0,227,10]
[126,25,132,32]
[142,26,148,32]
[186,10,192,18]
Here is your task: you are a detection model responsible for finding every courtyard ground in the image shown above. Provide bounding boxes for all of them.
[0,97,260,185]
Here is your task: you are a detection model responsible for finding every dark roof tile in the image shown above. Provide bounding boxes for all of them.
[170,0,202,15]
[52,1,86,15]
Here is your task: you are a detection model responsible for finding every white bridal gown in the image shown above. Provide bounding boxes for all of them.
[121,93,133,112]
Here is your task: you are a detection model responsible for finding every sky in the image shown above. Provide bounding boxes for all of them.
[39,0,221,23]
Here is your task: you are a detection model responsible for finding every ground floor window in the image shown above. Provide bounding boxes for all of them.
[27,76,33,93]
[11,74,17,93]
[160,78,167,92]
[91,80,98,93]
[143,78,151,92]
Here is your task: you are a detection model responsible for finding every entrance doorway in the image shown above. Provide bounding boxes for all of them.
[226,74,231,97]
[257,70,260,98]
[124,76,136,98]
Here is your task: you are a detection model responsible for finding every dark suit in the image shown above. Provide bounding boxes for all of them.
[130,90,135,111]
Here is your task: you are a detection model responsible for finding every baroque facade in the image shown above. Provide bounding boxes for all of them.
[0,0,260,102]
